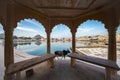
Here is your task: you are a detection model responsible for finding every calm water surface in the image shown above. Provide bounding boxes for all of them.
[14,41,86,56]
[13,41,120,74]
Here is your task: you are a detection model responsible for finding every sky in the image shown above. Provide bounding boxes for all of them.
[0,19,120,38]
[51,24,71,38]
[76,20,107,37]
[14,19,46,37]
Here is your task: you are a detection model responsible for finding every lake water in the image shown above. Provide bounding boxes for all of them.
[14,41,120,57]
[0,41,119,80]
[13,41,120,75]
[14,41,86,56]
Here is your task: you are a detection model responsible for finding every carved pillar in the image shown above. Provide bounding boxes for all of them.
[72,30,76,53]
[4,1,15,80]
[46,28,51,54]
[4,0,15,69]
[106,27,117,80]
[71,29,76,67]
[46,26,54,67]
[4,27,14,80]
[4,28,14,68]
[108,28,117,61]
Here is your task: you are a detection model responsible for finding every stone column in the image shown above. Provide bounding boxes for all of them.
[4,1,15,80]
[46,27,54,67]
[4,0,15,67]
[108,28,117,61]
[106,27,117,80]
[46,28,51,54]
[71,29,76,67]
[4,28,14,68]
[4,28,14,80]
[72,30,76,53]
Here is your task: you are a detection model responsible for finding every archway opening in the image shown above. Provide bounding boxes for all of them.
[50,24,72,54]
[116,25,120,75]
[0,23,4,80]
[13,19,47,62]
[76,20,108,59]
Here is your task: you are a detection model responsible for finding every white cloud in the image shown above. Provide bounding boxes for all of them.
[25,19,38,25]
[16,26,38,33]
[78,27,94,33]
[24,19,44,28]
[76,27,95,37]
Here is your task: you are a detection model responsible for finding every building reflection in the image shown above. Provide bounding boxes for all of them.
[35,41,41,45]
[14,42,31,48]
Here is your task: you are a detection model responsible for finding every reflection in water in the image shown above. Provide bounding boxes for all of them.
[51,42,73,54]
[13,41,120,56]
[14,41,47,56]
[14,41,108,56]
[6,41,120,77]
[14,42,31,49]
[35,41,41,45]
[13,41,76,56]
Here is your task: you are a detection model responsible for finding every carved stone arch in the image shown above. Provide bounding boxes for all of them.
[0,17,15,32]
[76,19,107,32]
[51,22,71,30]
[70,25,77,34]
[116,20,120,31]
[103,16,119,31]
[75,18,106,29]
[117,24,120,31]
[15,17,46,27]
[0,17,5,30]
[0,17,2,24]
[93,9,119,30]
[74,10,114,30]
[48,19,73,33]
[0,21,4,29]
[14,1,49,28]
[76,19,108,37]
[15,17,47,34]
[50,23,72,35]
[53,23,70,29]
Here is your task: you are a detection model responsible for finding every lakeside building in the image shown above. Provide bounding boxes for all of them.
[76,36,91,41]
[33,35,43,41]
[97,35,108,42]
[51,38,72,42]
[116,34,120,42]
[76,35,109,42]
[13,35,46,42]
[76,34,120,43]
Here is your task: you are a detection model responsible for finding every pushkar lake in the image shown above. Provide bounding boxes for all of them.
[14,41,86,56]
[13,41,120,57]
[13,41,120,75]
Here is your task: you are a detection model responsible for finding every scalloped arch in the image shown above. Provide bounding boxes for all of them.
[50,22,72,31]
[76,19,108,36]
[51,23,72,34]
[0,23,4,32]
[117,24,120,32]
[15,17,47,29]
[15,18,46,33]
[0,18,5,29]
[76,19,106,29]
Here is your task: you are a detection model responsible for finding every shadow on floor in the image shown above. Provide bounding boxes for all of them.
[21,59,120,80]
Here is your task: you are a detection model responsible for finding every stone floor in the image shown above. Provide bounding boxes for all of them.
[20,58,120,80]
